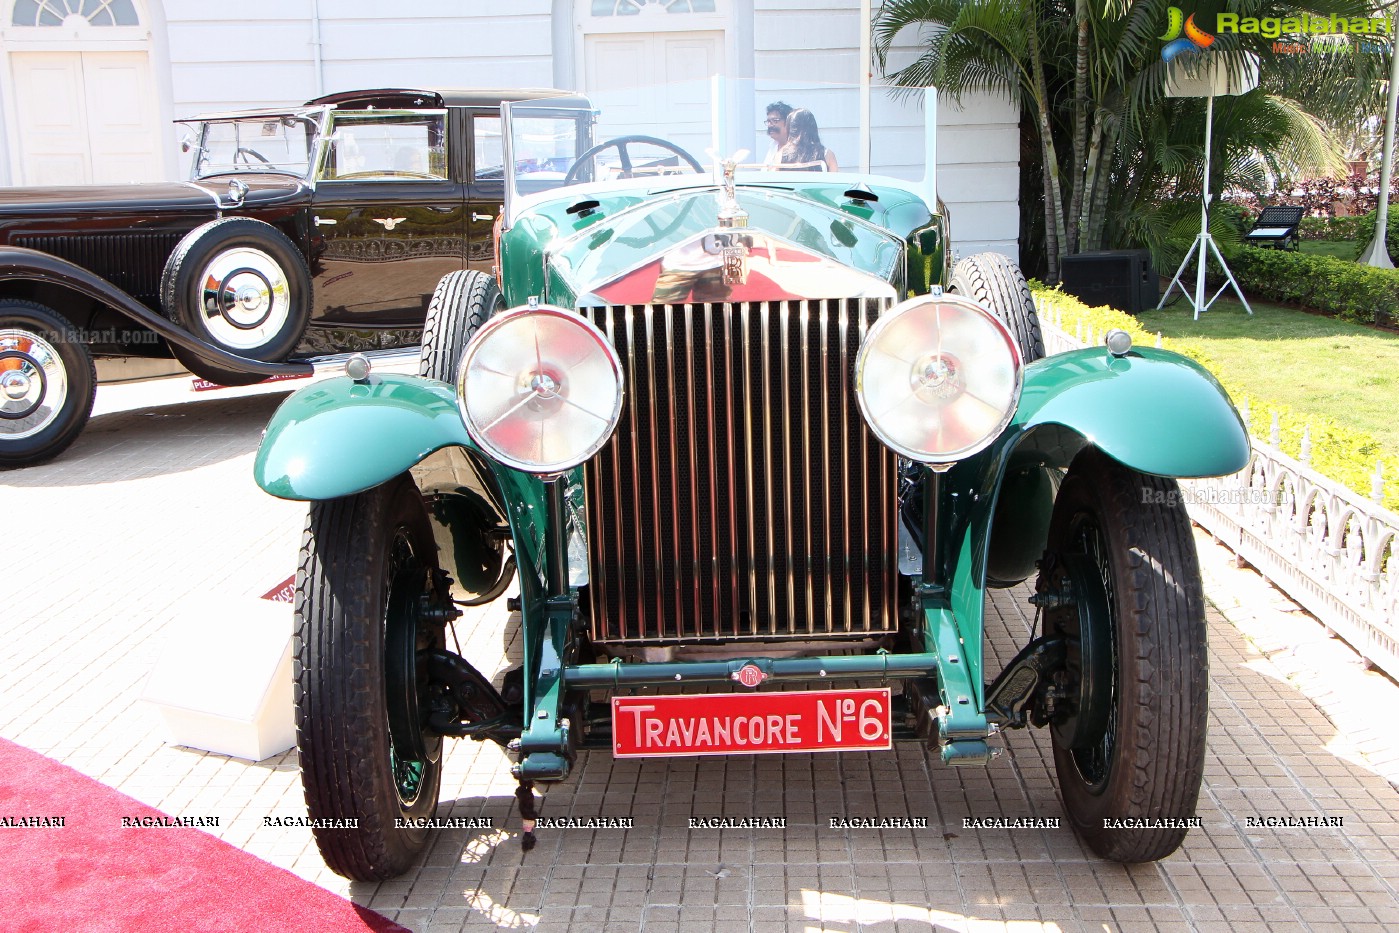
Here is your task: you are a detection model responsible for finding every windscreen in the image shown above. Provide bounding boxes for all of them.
[502,78,935,214]
[191,111,323,180]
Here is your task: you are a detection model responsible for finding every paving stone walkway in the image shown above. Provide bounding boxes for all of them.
[2,378,1397,932]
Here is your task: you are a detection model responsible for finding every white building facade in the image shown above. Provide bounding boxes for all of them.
[0,0,1019,257]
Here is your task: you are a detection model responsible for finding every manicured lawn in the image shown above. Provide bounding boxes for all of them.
[1297,239,1359,260]
[1135,297,1399,459]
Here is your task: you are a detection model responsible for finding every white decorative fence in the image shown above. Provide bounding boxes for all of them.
[1037,299,1399,682]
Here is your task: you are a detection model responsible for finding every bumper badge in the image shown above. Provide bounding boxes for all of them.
[732,663,768,688]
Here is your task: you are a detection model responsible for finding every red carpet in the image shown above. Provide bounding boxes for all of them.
[0,737,408,933]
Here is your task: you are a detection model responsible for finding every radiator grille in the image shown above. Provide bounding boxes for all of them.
[584,299,899,644]
[14,233,184,309]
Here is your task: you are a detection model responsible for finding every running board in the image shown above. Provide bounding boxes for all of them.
[306,347,420,377]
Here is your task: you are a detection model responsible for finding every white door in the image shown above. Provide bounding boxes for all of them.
[583,31,723,156]
[10,50,161,186]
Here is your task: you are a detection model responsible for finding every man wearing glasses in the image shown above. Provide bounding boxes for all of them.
[762,101,793,166]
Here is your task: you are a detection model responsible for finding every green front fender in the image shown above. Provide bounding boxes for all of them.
[1013,346,1250,477]
[255,375,476,501]
[942,345,1249,711]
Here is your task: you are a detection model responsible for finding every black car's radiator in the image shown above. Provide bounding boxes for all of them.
[15,233,184,310]
[583,299,899,644]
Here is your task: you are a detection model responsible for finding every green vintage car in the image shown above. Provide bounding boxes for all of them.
[254,79,1249,881]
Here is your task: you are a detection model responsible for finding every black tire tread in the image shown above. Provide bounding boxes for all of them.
[419,270,500,383]
[1048,448,1208,862]
[295,475,439,881]
[950,252,1045,363]
[0,300,96,467]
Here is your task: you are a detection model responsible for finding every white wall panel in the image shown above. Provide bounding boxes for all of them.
[938,163,1020,202]
[161,0,311,21]
[937,91,1018,125]
[762,0,860,7]
[321,59,555,92]
[318,18,552,62]
[326,0,552,17]
[945,201,1024,246]
[166,22,316,64]
[169,62,317,111]
[753,9,859,49]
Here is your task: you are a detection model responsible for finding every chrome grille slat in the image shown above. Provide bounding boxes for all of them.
[644,307,665,630]
[586,299,897,644]
[856,303,867,632]
[741,302,759,632]
[594,312,617,643]
[779,302,794,635]
[683,303,709,640]
[817,300,828,626]
[721,301,739,638]
[622,305,643,643]
[799,301,814,633]
[759,301,777,636]
[839,307,853,632]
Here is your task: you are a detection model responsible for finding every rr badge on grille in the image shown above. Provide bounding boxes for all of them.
[731,663,768,688]
[721,245,749,286]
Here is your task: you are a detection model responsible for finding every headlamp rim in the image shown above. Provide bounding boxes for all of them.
[456,302,624,474]
[855,292,1024,465]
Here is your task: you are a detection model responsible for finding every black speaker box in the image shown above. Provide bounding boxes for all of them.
[1059,250,1158,314]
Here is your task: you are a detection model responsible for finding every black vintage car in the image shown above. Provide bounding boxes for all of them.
[0,87,591,467]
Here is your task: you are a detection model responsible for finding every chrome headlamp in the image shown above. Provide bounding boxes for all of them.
[457,304,624,474]
[855,294,1023,465]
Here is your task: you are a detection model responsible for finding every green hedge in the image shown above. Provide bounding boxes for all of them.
[1030,283,1399,511]
[1297,206,1399,257]
[1222,246,1399,326]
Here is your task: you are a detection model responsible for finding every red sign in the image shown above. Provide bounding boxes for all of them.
[612,688,892,758]
[260,575,295,603]
[191,372,311,393]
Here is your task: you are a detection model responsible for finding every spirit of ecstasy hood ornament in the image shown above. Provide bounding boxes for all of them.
[713,150,750,229]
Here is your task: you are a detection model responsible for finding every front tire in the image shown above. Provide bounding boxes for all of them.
[161,217,312,386]
[296,474,445,881]
[1038,448,1208,862]
[949,252,1045,364]
[419,270,501,383]
[0,300,95,468]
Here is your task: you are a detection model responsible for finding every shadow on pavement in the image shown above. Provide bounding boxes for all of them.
[1,392,290,486]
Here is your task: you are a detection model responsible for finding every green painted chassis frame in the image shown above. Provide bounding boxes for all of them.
[256,341,1248,776]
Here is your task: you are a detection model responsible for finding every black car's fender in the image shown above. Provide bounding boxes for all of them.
[0,246,313,378]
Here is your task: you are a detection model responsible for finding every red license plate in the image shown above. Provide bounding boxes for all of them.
[611,688,892,757]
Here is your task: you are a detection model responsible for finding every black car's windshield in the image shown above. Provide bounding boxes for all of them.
[190,110,325,180]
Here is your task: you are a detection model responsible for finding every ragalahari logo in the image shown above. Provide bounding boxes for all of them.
[1161,7,1216,62]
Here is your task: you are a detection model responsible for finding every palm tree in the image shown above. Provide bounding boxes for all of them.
[874,0,1379,279]
[874,0,1072,277]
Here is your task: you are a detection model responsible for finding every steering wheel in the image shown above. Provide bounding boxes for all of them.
[234,147,272,166]
[563,136,702,185]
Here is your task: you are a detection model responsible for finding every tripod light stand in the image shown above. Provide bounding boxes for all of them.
[1156,55,1259,320]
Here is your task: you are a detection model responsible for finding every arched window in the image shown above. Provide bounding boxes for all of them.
[10,0,139,27]
[589,0,716,14]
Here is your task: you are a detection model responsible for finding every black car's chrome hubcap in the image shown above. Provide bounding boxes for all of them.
[0,331,65,438]
[198,248,290,350]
